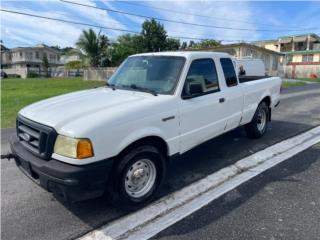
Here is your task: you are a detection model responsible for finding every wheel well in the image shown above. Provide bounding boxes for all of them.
[260,96,271,121]
[260,96,271,107]
[119,136,169,158]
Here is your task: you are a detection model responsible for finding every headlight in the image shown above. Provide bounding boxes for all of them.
[54,135,94,159]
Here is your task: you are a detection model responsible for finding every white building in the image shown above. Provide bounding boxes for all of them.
[1,44,62,78]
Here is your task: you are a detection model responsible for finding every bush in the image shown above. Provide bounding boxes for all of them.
[27,72,39,78]
[65,60,83,70]
[7,74,21,78]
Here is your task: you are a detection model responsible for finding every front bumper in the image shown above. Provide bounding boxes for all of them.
[10,135,114,202]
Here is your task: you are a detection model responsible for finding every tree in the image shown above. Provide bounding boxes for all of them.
[0,42,8,51]
[164,38,180,51]
[141,19,167,52]
[180,41,187,50]
[187,39,221,49]
[197,39,221,49]
[42,54,50,77]
[76,28,109,67]
[111,34,144,66]
[51,45,74,55]
[188,40,196,48]
[64,60,83,70]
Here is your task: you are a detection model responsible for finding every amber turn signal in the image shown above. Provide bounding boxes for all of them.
[77,139,94,159]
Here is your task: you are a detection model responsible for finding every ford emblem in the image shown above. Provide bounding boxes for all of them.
[21,133,31,142]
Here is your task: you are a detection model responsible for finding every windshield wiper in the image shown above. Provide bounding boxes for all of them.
[106,82,116,90]
[123,84,158,96]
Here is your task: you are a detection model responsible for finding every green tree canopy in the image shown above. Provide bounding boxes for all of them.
[165,38,180,51]
[187,39,221,49]
[76,29,109,67]
[141,19,167,52]
[110,34,144,66]
[180,41,188,50]
[64,60,83,70]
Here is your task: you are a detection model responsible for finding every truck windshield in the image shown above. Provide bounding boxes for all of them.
[108,56,185,95]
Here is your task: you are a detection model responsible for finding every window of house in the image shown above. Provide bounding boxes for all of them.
[50,54,56,62]
[302,54,313,62]
[19,52,23,57]
[26,52,32,60]
[220,58,238,87]
[35,51,39,59]
[183,58,219,96]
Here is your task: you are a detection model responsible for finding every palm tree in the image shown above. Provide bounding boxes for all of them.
[76,29,109,67]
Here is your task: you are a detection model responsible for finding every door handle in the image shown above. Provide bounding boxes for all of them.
[219,98,225,103]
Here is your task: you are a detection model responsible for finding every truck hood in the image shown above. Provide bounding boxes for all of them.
[19,87,156,130]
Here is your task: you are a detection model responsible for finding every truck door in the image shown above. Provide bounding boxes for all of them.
[219,58,243,131]
[179,58,227,153]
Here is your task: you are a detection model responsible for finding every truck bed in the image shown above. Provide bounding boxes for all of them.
[239,76,270,83]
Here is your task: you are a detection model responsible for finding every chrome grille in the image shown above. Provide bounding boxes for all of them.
[16,116,57,160]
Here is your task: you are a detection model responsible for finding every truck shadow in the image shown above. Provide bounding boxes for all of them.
[59,120,317,237]
[154,143,320,239]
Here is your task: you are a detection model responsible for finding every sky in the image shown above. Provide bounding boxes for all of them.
[1,0,320,48]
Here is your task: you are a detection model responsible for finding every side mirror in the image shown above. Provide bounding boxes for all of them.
[189,82,203,95]
[182,82,203,99]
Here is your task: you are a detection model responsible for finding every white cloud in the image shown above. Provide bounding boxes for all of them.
[1,0,131,47]
[1,0,319,49]
[144,1,262,43]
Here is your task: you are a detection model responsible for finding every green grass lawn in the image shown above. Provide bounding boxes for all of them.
[297,78,320,83]
[0,77,311,128]
[281,80,306,89]
[1,77,105,128]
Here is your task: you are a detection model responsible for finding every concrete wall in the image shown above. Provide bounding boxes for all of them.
[2,68,28,78]
[83,67,117,81]
[285,64,320,78]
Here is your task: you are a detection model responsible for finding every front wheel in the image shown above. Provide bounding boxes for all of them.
[245,102,269,138]
[108,145,166,208]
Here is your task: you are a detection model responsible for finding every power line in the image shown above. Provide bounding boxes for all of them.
[1,9,139,34]
[40,8,248,42]
[1,9,236,41]
[60,0,317,32]
[117,1,308,30]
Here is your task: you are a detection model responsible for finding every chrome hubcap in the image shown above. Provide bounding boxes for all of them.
[257,109,267,132]
[125,159,156,198]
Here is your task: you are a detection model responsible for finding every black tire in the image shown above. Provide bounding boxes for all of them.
[245,102,269,138]
[108,145,166,209]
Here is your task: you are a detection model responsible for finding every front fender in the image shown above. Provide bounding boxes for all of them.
[117,127,168,155]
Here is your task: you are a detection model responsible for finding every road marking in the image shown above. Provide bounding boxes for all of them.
[80,126,320,240]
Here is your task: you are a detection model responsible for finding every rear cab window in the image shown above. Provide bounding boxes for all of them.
[220,58,238,87]
[182,58,220,97]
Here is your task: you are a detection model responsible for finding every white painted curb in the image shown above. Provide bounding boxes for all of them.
[79,126,320,240]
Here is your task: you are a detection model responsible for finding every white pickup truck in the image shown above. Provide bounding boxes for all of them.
[10,52,281,207]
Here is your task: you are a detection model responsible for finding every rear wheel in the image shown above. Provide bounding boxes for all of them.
[108,145,166,208]
[245,102,269,138]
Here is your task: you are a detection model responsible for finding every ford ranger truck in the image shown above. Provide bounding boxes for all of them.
[10,52,281,207]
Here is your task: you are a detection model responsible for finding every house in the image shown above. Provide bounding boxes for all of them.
[1,44,61,78]
[253,33,320,78]
[59,48,83,64]
[190,43,283,76]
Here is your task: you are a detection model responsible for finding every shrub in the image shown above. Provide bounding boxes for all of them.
[7,74,21,78]
[27,72,39,78]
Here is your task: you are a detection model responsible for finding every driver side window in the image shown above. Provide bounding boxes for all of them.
[183,58,219,97]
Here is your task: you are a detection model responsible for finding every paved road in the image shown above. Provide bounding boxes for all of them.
[1,83,320,240]
[153,143,320,240]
